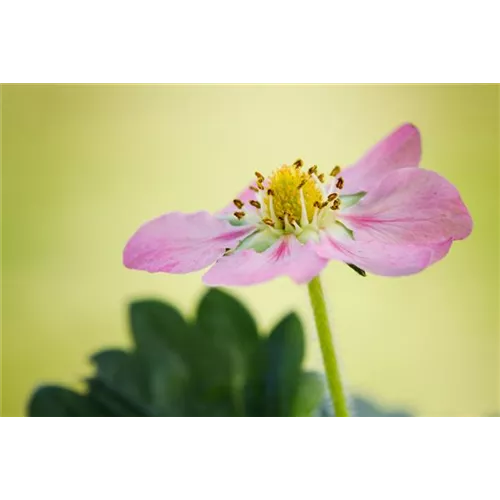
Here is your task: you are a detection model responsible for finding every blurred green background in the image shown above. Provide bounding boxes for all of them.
[1,84,498,417]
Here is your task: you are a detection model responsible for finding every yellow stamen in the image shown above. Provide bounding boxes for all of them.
[264,165,323,223]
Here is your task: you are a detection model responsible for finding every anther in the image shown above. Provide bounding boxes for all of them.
[249,200,261,209]
[336,177,344,189]
[234,211,246,220]
[330,166,341,177]
[257,181,265,190]
[317,173,325,183]
[331,199,341,210]
[297,179,307,190]
[255,171,264,181]
[328,193,338,202]
[308,165,318,175]
[250,186,259,192]
[233,199,244,209]
[267,188,275,196]
[320,201,329,209]
[293,159,303,168]
[263,218,275,227]
[313,201,320,208]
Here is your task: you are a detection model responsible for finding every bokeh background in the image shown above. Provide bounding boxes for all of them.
[1,84,498,417]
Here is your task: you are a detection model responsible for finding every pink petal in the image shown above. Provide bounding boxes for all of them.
[123,211,254,274]
[341,123,421,194]
[340,168,472,245]
[315,232,453,276]
[203,236,328,286]
[218,182,260,217]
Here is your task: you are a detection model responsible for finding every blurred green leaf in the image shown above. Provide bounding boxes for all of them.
[92,349,130,380]
[196,288,259,365]
[242,338,267,417]
[292,372,326,417]
[86,377,152,416]
[264,313,304,416]
[129,300,191,358]
[28,386,105,417]
[91,349,149,403]
[27,290,412,417]
[196,289,260,415]
[89,350,155,415]
[129,301,193,415]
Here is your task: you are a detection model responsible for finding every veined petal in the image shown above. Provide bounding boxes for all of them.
[123,211,255,274]
[340,123,421,194]
[339,168,473,245]
[315,229,453,276]
[203,236,328,286]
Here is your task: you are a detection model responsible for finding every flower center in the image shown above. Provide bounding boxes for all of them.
[264,165,322,223]
[234,159,345,234]
[227,160,350,253]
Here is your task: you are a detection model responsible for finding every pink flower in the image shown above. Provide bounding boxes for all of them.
[123,124,472,286]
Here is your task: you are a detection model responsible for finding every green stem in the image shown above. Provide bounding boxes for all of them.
[307,275,350,417]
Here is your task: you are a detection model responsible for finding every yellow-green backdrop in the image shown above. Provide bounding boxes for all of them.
[1,84,498,417]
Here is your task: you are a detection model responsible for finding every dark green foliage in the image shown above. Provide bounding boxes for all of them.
[28,288,413,417]
[28,289,325,417]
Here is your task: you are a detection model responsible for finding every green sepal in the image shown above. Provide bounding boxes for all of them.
[231,227,279,253]
[335,220,354,239]
[340,191,367,208]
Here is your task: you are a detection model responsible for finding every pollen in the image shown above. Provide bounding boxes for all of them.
[264,165,323,224]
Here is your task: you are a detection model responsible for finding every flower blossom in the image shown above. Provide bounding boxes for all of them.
[123,124,472,286]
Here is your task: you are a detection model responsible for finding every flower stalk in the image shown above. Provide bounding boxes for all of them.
[307,275,349,417]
